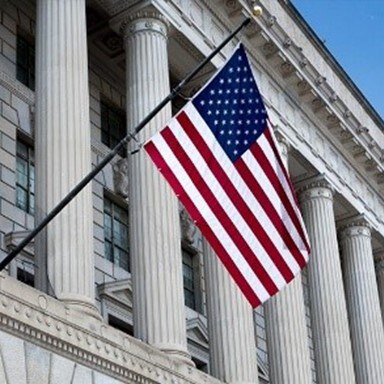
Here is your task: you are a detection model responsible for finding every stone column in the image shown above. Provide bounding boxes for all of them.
[264,135,312,384]
[34,0,97,316]
[298,178,356,384]
[339,218,384,384]
[375,252,384,323]
[203,241,259,384]
[119,11,191,364]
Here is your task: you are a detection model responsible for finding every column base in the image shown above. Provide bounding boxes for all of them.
[58,295,102,321]
[153,343,194,367]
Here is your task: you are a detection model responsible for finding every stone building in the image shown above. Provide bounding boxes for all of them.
[0,0,383,383]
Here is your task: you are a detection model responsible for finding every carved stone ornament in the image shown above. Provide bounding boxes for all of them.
[113,158,129,198]
[179,207,197,244]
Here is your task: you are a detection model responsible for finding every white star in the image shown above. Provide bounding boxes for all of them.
[207,110,212,115]
[228,130,233,135]
[222,120,227,125]
[217,100,222,105]
[245,130,249,135]
[209,100,213,105]
[234,89,239,94]
[253,129,257,134]
[214,120,218,125]
[229,67,234,73]
[228,78,232,84]
[210,89,215,95]
[220,130,225,135]
[215,110,220,115]
[200,100,205,105]
[237,66,241,72]
[235,140,240,145]
[227,139,232,144]
[244,66,248,72]
[226,89,231,94]
[219,79,224,84]
[238,119,243,125]
[246,119,251,125]
[236,78,240,83]
[218,89,223,94]
[244,139,249,145]
[230,120,235,125]
[223,110,228,115]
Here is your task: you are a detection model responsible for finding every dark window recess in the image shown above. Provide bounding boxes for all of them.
[17,268,34,287]
[16,34,35,90]
[192,358,208,373]
[16,140,35,214]
[100,101,126,156]
[104,195,130,271]
[182,251,196,310]
[108,315,133,336]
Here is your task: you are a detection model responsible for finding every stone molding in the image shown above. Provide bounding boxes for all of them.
[0,71,35,106]
[0,274,222,384]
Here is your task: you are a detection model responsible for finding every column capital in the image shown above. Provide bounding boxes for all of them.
[297,175,333,202]
[110,7,169,39]
[338,215,371,239]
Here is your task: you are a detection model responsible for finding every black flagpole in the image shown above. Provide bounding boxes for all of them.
[0,16,251,271]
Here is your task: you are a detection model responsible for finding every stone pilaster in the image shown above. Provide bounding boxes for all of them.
[203,241,259,384]
[339,218,384,384]
[34,0,97,316]
[298,178,356,384]
[374,252,384,323]
[264,134,312,384]
[118,11,191,364]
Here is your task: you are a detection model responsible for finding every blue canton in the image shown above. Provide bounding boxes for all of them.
[193,44,268,162]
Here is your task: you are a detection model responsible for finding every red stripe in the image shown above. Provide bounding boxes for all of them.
[178,112,299,280]
[145,140,261,307]
[162,121,279,296]
[264,128,310,252]
[236,156,306,269]
[251,139,309,254]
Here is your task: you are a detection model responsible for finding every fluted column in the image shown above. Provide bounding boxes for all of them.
[298,178,356,384]
[375,252,384,323]
[34,0,96,315]
[264,134,312,384]
[119,12,191,364]
[204,241,259,384]
[339,218,384,384]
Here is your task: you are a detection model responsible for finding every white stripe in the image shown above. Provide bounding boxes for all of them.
[257,133,310,253]
[168,117,287,288]
[184,104,304,274]
[242,148,307,259]
[150,130,270,302]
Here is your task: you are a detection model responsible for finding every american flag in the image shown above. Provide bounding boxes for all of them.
[145,44,310,307]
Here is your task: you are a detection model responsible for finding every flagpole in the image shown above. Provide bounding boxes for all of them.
[0,16,253,271]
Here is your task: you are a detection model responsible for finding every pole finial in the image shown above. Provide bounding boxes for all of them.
[252,5,263,17]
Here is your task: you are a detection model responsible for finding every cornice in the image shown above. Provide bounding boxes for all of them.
[0,274,222,384]
[234,0,384,190]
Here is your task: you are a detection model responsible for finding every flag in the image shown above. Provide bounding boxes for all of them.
[144,43,310,307]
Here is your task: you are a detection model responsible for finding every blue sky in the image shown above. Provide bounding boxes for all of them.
[291,0,384,120]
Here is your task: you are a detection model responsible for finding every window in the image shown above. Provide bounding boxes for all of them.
[182,250,196,310]
[17,267,34,287]
[103,195,129,271]
[16,34,35,90]
[16,140,35,214]
[108,315,133,336]
[100,101,126,155]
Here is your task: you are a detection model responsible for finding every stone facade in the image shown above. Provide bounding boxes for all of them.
[0,0,384,383]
